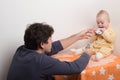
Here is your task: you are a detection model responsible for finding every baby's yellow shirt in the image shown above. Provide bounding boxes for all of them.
[91,27,115,56]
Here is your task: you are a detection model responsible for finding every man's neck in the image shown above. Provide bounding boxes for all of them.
[35,49,44,54]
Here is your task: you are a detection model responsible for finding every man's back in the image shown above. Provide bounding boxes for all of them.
[7,41,90,80]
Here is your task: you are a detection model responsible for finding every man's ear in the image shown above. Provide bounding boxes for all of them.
[40,42,44,49]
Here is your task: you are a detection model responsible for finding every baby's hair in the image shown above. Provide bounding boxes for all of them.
[97,10,110,22]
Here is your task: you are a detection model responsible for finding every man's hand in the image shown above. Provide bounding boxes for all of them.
[84,48,95,57]
[78,28,94,40]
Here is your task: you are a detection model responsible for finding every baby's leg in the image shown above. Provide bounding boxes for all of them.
[99,46,113,57]
[92,47,113,61]
[92,52,104,61]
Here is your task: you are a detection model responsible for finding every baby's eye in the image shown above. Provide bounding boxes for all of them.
[97,22,100,24]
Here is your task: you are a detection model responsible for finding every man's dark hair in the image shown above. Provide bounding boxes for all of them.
[24,23,54,50]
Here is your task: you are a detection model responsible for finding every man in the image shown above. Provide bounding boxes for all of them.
[7,23,94,80]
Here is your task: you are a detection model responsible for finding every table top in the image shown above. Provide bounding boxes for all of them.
[52,51,120,80]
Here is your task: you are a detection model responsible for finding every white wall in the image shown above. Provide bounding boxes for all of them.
[0,0,120,79]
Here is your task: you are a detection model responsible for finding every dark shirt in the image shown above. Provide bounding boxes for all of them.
[7,41,90,80]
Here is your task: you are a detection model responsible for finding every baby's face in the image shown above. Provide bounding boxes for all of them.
[96,14,110,29]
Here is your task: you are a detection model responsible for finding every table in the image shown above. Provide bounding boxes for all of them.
[52,51,120,80]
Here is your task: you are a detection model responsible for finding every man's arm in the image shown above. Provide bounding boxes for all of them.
[39,53,90,75]
[46,41,63,56]
[60,29,93,49]
[39,47,93,75]
[46,29,93,56]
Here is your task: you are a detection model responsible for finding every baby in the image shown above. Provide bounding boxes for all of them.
[90,10,115,61]
[70,10,115,61]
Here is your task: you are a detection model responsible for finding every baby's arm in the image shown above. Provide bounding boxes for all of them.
[102,28,115,43]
